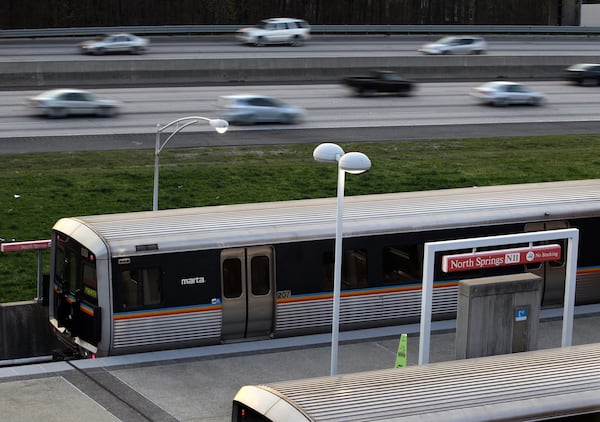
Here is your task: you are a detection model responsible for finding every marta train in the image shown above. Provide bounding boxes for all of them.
[49,179,600,357]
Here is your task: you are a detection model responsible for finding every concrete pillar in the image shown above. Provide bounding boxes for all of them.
[456,273,543,359]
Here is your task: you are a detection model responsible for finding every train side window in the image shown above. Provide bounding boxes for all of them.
[322,252,334,291]
[342,249,368,289]
[223,258,243,298]
[321,249,368,290]
[119,268,161,310]
[142,269,161,305]
[251,256,270,296]
[383,245,420,284]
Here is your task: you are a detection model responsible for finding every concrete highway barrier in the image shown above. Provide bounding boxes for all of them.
[0,55,589,88]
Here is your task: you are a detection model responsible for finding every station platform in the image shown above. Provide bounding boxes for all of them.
[2,305,600,422]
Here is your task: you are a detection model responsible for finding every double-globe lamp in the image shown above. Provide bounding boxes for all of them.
[313,142,371,376]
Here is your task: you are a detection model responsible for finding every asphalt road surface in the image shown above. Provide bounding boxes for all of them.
[1,81,600,153]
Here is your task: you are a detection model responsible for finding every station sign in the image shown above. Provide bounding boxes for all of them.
[1,239,52,252]
[442,244,561,273]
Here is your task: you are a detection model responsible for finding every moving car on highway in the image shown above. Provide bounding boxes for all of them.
[471,81,545,106]
[27,89,121,118]
[217,94,305,124]
[418,36,487,55]
[563,63,600,86]
[342,70,415,96]
[236,18,310,46]
[79,33,149,55]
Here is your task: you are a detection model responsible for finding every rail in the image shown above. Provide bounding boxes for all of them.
[1,24,600,39]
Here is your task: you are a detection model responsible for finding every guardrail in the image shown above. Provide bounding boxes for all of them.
[1,24,600,39]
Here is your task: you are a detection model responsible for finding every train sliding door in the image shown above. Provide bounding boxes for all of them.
[525,221,568,306]
[220,246,274,341]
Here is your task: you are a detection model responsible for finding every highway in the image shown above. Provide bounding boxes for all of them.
[1,81,600,153]
[2,34,600,59]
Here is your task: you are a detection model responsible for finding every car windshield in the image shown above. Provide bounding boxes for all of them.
[436,37,456,45]
[256,21,271,29]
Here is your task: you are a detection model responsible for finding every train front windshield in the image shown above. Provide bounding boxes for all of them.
[51,231,101,355]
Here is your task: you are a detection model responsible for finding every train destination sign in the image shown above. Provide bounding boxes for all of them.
[442,244,562,273]
[1,239,51,252]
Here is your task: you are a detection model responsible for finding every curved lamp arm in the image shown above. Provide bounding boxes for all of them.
[153,116,229,211]
[156,116,229,154]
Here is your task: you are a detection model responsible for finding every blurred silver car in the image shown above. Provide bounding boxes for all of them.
[27,89,121,118]
[79,33,149,55]
[418,36,486,55]
[217,94,305,124]
[471,81,545,106]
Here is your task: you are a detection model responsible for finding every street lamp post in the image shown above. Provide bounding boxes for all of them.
[153,116,228,211]
[313,142,371,376]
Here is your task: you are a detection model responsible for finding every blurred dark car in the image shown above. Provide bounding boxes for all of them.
[342,70,415,96]
[564,63,600,86]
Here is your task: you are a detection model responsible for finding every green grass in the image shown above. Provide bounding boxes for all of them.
[2,134,600,302]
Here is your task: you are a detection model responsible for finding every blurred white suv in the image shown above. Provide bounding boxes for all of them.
[236,18,311,47]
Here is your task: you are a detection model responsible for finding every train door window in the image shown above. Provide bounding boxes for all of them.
[383,245,420,284]
[342,249,368,289]
[56,250,79,293]
[223,258,243,298]
[119,268,161,310]
[547,240,566,268]
[251,256,270,295]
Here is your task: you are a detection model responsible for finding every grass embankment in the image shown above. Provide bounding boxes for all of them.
[2,135,600,302]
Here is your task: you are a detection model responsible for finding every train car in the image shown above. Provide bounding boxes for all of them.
[48,179,600,357]
[232,343,600,421]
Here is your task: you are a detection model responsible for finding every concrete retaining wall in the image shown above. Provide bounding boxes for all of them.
[0,55,593,88]
[0,301,57,360]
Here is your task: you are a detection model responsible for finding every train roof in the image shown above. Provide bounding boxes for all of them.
[53,179,600,258]
[233,343,600,421]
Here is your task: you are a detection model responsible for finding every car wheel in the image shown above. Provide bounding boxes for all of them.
[290,35,303,47]
[582,78,599,87]
[94,47,104,56]
[474,49,485,55]
[97,106,117,117]
[47,107,67,118]
[129,46,143,55]
[254,37,265,47]
[358,87,375,97]
[280,113,297,124]
[493,98,508,107]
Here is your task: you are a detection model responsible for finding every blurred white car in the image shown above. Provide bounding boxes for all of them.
[418,36,486,55]
[79,33,149,55]
[471,81,545,106]
[27,89,121,118]
[236,18,310,46]
[217,94,305,124]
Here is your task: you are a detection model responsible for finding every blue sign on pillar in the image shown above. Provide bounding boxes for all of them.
[515,308,528,322]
